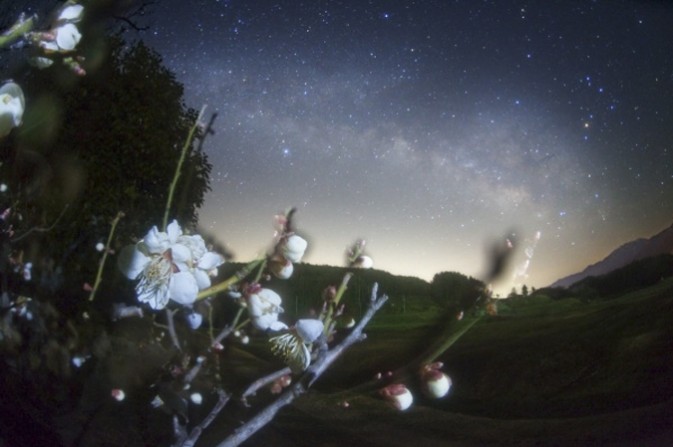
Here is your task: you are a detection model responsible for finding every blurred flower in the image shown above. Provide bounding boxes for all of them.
[42,23,81,52]
[118,220,224,310]
[57,4,84,23]
[190,392,203,405]
[379,383,413,411]
[0,82,25,138]
[247,288,287,331]
[281,234,307,263]
[347,239,373,268]
[353,255,374,269]
[186,311,203,329]
[269,258,294,279]
[111,388,126,402]
[111,303,144,320]
[95,242,105,252]
[420,362,452,399]
[71,355,88,368]
[28,3,86,72]
[22,262,32,281]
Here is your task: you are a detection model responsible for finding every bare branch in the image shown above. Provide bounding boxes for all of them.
[109,0,157,32]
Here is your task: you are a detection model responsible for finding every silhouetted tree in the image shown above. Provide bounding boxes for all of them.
[430,271,484,310]
[1,36,211,303]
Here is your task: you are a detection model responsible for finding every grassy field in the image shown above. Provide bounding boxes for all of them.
[223,277,673,446]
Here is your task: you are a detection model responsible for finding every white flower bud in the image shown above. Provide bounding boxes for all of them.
[423,372,451,399]
[379,384,413,411]
[0,82,25,138]
[111,388,126,401]
[269,259,294,279]
[282,235,308,263]
[354,255,374,269]
[186,311,203,330]
[420,363,452,399]
[190,392,203,405]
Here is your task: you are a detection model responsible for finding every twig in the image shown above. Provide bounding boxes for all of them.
[166,308,181,351]
[0,13,36,49]
[241,367,292,401]
[162,105,206,231]
[177,389,230,447]
[11,204,70,242]
[89,211,124,302]
[215,283,388,447]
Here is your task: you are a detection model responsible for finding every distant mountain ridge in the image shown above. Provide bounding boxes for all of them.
[550,222,673,288]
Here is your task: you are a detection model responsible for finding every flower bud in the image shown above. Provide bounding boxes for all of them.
[353,255,374,269]
[269,258,294,279]
[111,388,126,401]
[186,311,203,330]
[282,235,308,263]
[379,383,413,411]
[190,392,203,405]
[420,362,452,399]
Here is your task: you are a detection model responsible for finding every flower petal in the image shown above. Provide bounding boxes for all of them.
[117,245,149,280]
[137,281,170,310]
[193,268,211,290]
[169,272,198,306]
[166,220,182,244]
[171,243,192,265]
[57,4,84,22]
[198,251,224,270]
[268,320,289,331]
[295,319,324,343]
[55,23,81,51]
[144,226,168,254]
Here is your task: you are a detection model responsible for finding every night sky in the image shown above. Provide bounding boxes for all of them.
[137,0,673,294]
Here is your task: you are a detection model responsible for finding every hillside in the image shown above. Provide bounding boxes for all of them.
[551,222,673,288]
[233,277,673,446]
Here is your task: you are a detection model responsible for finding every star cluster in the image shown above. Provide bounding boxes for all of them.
[143,0,673,293]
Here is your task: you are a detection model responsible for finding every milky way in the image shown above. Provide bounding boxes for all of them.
[138,0,673,294]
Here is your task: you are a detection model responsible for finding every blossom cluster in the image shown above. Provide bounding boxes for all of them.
[117,220,224,310]
[28,2,85,72]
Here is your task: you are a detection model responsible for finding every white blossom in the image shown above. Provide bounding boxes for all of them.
[247,288,287,331]
[269,259,294,279]
[118,220,224,310]
[0,82,25,138]
[56,4,84,23]
[189,392,203,405]
[354,255,374,269]
[282,235,308,263]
